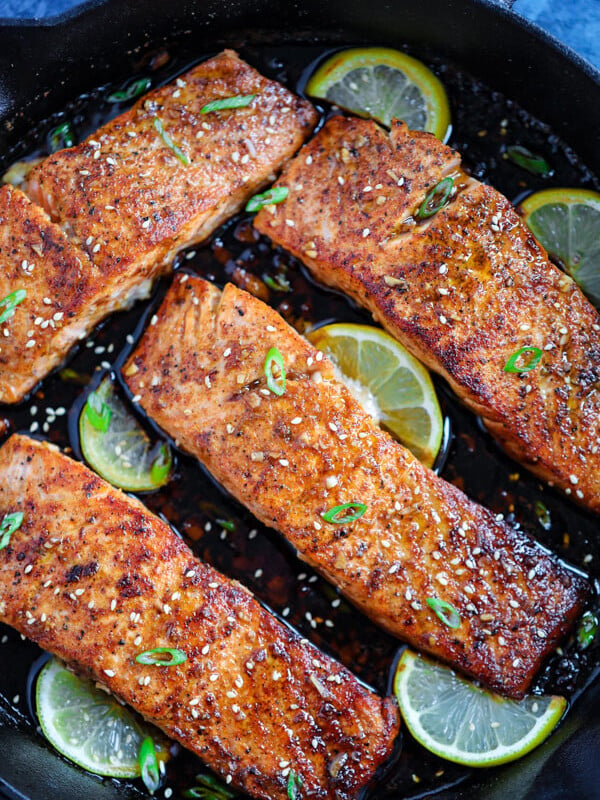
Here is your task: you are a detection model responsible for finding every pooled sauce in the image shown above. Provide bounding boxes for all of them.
[1,39,599,800]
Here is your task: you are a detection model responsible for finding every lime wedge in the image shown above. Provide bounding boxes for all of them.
[36,657,169,778]
[306,47,451,140]
[519,188,600,304]
[79,377,172,492]
[308,323,443,468]
[393,649,566,767]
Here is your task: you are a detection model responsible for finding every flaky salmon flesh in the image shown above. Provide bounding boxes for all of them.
[254,116,600,514]
[124,275,587,699]
[0,434,398,800]
[27,50,316,283]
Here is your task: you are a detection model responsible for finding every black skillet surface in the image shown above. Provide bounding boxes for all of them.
[0,1,599,799]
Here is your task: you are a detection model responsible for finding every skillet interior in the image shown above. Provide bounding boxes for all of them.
[0,1,599,799]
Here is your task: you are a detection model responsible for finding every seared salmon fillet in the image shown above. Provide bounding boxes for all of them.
[0,183,134,404]
[27,50,316,286]
[254,116,600,513]
[123,275,587,698]
[0,434,398,800]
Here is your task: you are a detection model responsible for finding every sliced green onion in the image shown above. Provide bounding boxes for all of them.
[150,444,172,485]
[85,391,112,433]
[506,145,553,177]
[108,77,152,103]
[139,736,160,794]
[503,346,542,373]
[136,647,187,666]
[49,121,75,152]
[417,177,453,220]
[321,503,367,524]
[264,347,286,396]
[216,518,235,532]
[426,597,461,630]
[200,94,256,115]
[287,770,302,800]
[183,774,236,800]
[59,367,90,386]
[263,273,292,293]
[534,500,552,531]
[246,187,289,213]
[0,512,24,550]
[0,289,26,325]
[153,117,190,167]
[577,610,598,650]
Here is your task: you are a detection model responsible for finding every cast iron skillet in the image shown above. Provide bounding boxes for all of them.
[0,1,599,799]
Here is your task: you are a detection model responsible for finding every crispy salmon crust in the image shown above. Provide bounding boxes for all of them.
[123,275,587,698]
[0,434,398,800]
[254,115,600,513]
[27,50,316,285]
[0,184,124,404]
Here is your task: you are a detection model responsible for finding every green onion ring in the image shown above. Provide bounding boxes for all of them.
[246,186,289,213]
[200,94,256,115]
[107,77,152,103]
[136,647,188,666]
[417,177,453,219]
[503,346,542,373]
[0,512,24,550]
[426,597,461,629]
[0,289,27,325]
[287,770,302,800]
[85,391,112,433]
[139,737,161,794]
[321,503,367,524]
[153,117,190,166]
[506,145,553,177]
[150,444,172,485]
[264,347,286,396]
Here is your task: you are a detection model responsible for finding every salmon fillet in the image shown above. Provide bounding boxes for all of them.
[254,115,600,514]
[0,183,138,404]
[0,434,398,800]
[27,49,316,285]
[123,275,587,698]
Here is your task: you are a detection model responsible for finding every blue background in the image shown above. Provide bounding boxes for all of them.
[0,0,598,71]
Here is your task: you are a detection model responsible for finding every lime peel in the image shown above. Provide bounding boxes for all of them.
[308,322,443,467]
[36,657,169,778]
[519,187,600,305]
[393,649,567,767]
[79,377,172,492]
[306,47,451,140]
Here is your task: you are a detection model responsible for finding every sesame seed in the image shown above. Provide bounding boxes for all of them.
[104,669,115,677]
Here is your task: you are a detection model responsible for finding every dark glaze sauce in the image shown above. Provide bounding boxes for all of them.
[0,40,599,800]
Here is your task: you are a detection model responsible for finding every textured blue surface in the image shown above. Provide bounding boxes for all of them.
[514,0,600,68]
[0,0,598,70]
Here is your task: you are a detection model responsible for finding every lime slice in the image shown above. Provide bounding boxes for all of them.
[393,649,567,767]
[306,47,450,140]
[308,323,443,467]
[36,657,169,778]
[519,188,600,304]
[79,377,173,492]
